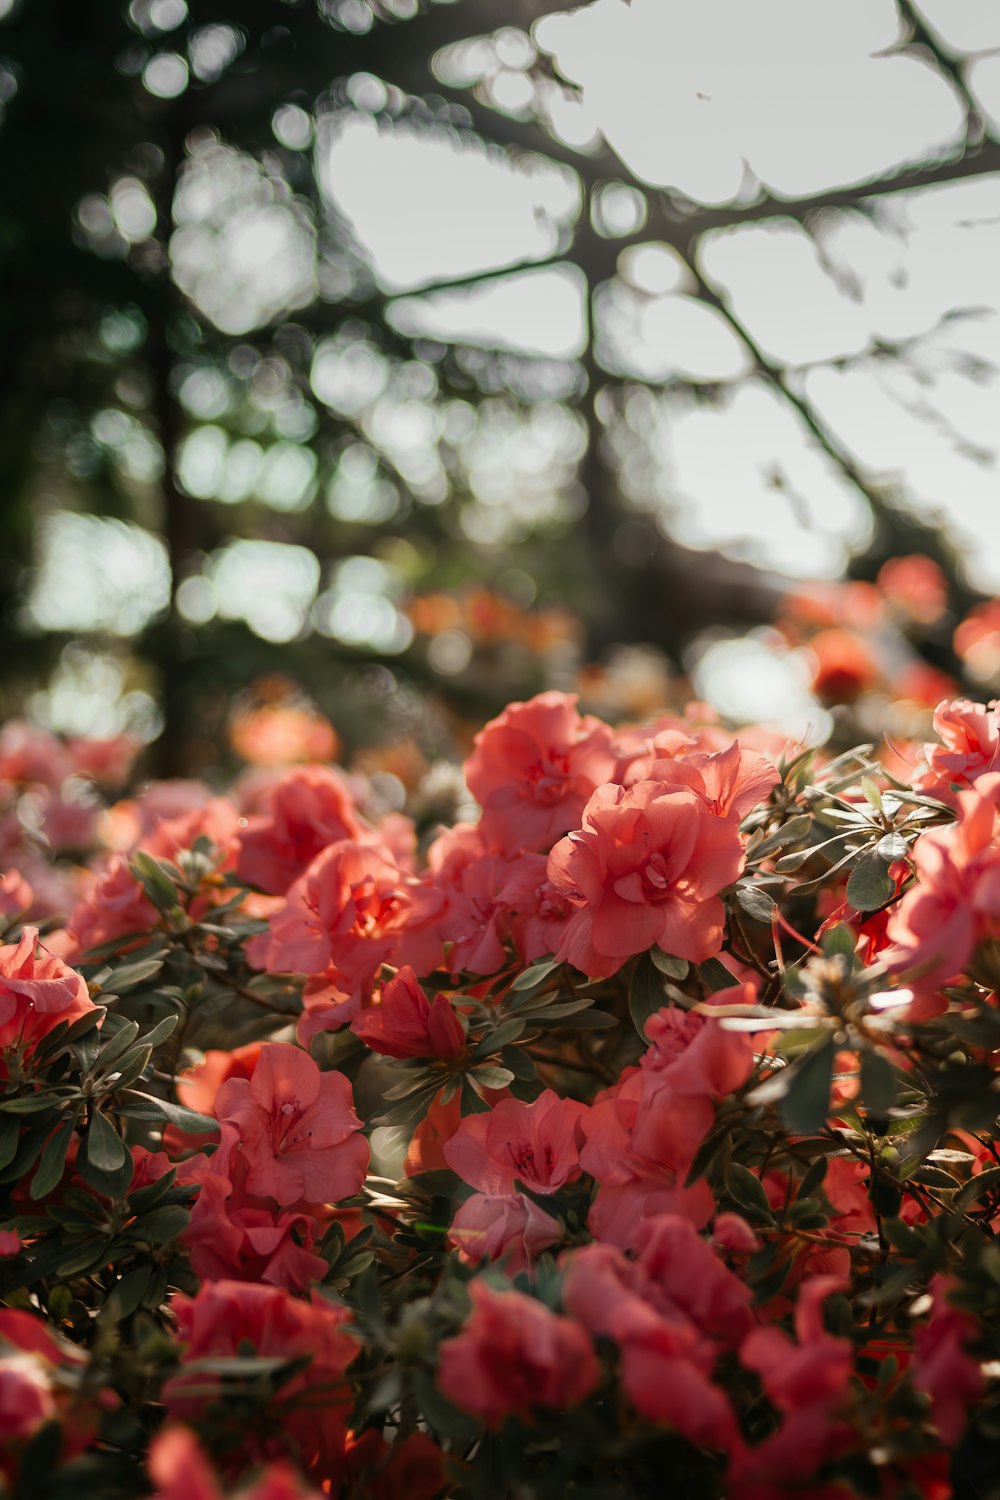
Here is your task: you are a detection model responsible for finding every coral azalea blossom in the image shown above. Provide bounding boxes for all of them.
[214,1043,369,1208]
[547,779,745,977]
[437,1280,598,1426]
[464,690,617,854]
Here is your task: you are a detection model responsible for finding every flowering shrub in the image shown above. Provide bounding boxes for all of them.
[1,691,1000,1498]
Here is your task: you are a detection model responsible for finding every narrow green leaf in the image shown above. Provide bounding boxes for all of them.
[95,1019,141,1073]
[846,852,896,912]
[106,955,166,993]
[779,1036,836,1135]
[749,814,813,860]
[0,1109,20,1170]
[110,1044,154,1090]
[733,881,778,923]
[875,832,908,863]
[649,949,689,980]
[130,1204,190,1244]
[107,1264,152,1319]
[860,776,883,812]
[474,1017,526,1056]
[129,851,178,911]
[85,1108,127,1173]
[1,1093,61,1114]
[699,957,737,993]
[859,1048,897,1116]
[30,1119,77,1201]
[118,1090,219,1134]
[819,924,856,960]
[725,1163,774,1221]
[501,1045,537,1082]
[628,953,667,1040]
[469,1065,515,1092]
[510,959,558,992]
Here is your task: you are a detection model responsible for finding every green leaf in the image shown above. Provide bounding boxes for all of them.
[515,996,595,1022]
[85,1108,127,1173]
[472,1017,526,1057]
[749,814,813,860]
[779,1036,836,1135]
[875,832,908,862]
[774,845,821,873]
[469,1065,515,1093]
[556,1007,616,1029]
[412,1370,480,1444]
[860,776,884,812]
[510,958,558,992]
[130,1204,190,1244]
[725,1163,774,1221]
[117,1090,219,1134]
[111,1044,154,1090]
[501,1046,537,1082]
[733,881,778,924]
[649,949,689,980]
[129,851,179,911]
[30,1119,77,1200]
[460,1077,492,1115]
[699,957,737,993]
[846,853,896,912]
[106,955,166,993]
[859,1048,897,1116]
[107,1263,152,1319]
[819,924,856,960]
[0,1092,61,1114]
[95,1019,141,1073]
[0,1109,20,1171]
[629,953,668,1040]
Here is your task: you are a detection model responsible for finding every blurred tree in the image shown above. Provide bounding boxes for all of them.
[0,0,998,772]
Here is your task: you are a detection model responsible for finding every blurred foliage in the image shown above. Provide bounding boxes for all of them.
[0,0,997,777]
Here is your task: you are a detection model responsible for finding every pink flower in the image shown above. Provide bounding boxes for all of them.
[562,1216,750,1451]
[0,926,96,1066]
[580,997,753,1248]
[163,1281,358,1483]
[448,1191,563,1273]
[351,967,466,1059]
[235,765,365,896]
[465,691,617,854]
[248,840,414,998]
[0,1351,57,1444]
[437,1280,598,1426]
[180,1170,328,1292]
[580,1072,716,1246]
[444,1089,585,1196]
[0,1308,100,1481]
[0,722,70,786]
[342,1430,447,1500]
[66,853,158,958]
[915,697,1000,801]
[147,1422,325,1500]
[441,1092,585,1270]
[735,1278,855,1487]
[214,1043,369,1208]
[886,775,1000,993]
[0,870,32,925]
[547,777,745,978]
[636,736,780,821]
[424,824,534,976]
[912,1275,983,1446]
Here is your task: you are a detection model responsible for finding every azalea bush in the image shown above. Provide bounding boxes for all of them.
[1,693,1000,1499]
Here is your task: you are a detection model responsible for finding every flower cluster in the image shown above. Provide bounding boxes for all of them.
[1,688,999,1499]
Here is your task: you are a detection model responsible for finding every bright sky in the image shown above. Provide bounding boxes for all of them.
[324,0,1000,592]
[26,0,1000,737]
